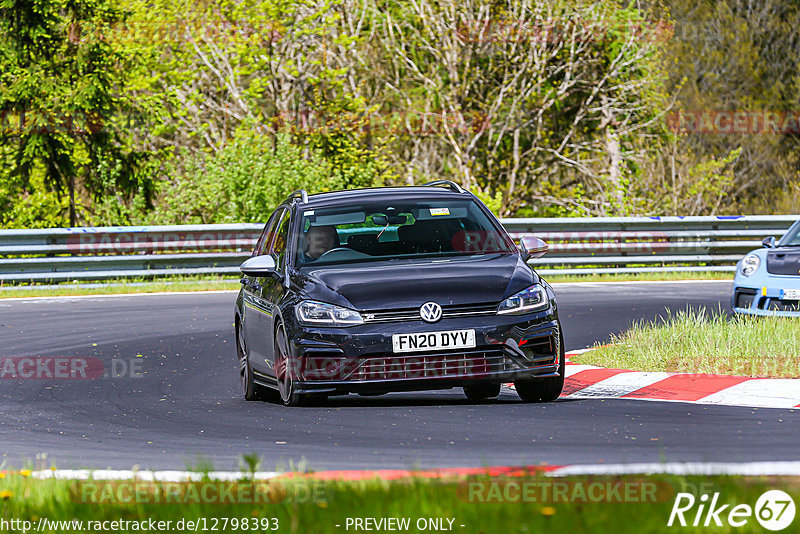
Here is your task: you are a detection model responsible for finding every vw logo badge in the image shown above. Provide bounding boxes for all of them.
[420,301,442,323]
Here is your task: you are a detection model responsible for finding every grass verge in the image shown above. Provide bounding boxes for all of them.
[571,309,800,378]
[0,276,240,299]
[0,471,797,533]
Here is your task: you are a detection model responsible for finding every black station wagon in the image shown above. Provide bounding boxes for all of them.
[234,181,564,406]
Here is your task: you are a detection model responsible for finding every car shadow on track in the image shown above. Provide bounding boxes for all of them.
[253,391,579,408]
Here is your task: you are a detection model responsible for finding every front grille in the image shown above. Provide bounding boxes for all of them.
[768,299,800,312]
[349,349,518,381]
[363,303,498,323]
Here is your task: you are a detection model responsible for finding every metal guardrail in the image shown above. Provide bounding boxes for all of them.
[504,215,799,275]
[0,216,797,282]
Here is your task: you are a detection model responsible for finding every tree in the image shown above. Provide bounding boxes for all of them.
[367,0,671,215]
[647,0,800,214]
[0,0,146,227]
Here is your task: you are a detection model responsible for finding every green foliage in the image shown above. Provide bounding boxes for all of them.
[2,0,799,228]
[471,189,503,217]
[1,187,68,229]
[654,0,800,214]
[151,130,385,224]
[0,0,150,227]
[681,147,742,214]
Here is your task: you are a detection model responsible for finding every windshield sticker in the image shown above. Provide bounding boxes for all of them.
[429,208,450,216]
[303,210,315,216]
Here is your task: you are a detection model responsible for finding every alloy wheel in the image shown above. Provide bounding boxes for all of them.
[275,326,300,406]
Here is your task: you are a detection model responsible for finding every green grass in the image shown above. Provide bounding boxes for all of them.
[546,271,733,284]
[572,309,800,378]
[1,471,798,533]
[0,276,240,299]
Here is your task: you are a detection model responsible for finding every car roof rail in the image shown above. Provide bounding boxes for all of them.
[285,189,309,204]
[422,180,467,194]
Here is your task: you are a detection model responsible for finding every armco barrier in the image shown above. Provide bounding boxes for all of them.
[0,224,261,283]
[0,216,796,282]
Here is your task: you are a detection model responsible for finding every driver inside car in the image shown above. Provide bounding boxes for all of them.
[303,225,339,261]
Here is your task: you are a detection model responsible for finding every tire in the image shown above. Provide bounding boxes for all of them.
[515,330,565,403]
[274,324,305,407]
[463,382,501,400]
[237,324,270,401]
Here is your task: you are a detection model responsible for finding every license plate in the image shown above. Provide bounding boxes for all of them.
[392,329,476,354]
[782,289,800,300]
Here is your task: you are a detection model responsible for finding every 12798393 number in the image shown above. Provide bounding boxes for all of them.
[196,517,279,531]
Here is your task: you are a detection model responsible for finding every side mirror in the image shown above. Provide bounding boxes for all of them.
[518,236,548,261]
[762,236,777,248]
[240,255,277,277]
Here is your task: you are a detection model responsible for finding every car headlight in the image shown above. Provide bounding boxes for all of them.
[296,300,364,326]
[497,284,549,315]
[740,254,761,277]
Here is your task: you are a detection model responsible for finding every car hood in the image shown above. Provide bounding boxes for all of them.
[767,246,800,276]
[295,253,536,311]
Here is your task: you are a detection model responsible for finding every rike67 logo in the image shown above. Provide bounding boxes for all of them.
[668,490,796,531]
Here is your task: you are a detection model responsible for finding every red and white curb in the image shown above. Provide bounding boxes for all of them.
[12,461,800,481]
[561,349,800,410]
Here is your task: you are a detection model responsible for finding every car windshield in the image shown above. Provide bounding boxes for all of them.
[296,198,514,267]
[779,221,800,246]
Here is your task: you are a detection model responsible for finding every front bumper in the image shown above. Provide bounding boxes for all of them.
[285,311,561,395]
[733,278,800,317]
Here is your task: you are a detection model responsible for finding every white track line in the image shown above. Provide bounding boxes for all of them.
[31,463,800,480]
[550,280,732,287]
[1,290,238,303]
[549,461,800,477]
[698,379,800,409]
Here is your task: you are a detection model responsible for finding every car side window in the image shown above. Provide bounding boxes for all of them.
[270,208,292,270]
[254,208,284,257]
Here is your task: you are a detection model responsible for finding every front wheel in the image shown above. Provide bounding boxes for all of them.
[274,324,305,407]
[515,331,565,403]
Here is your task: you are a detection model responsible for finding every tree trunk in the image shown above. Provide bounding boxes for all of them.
[600,94,624,213]
[503,128,521,217]
[68,174,76,227]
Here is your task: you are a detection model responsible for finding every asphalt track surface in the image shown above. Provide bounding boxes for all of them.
[2,280,798,471]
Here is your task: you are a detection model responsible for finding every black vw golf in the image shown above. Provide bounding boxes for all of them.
[234,182,564,406]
